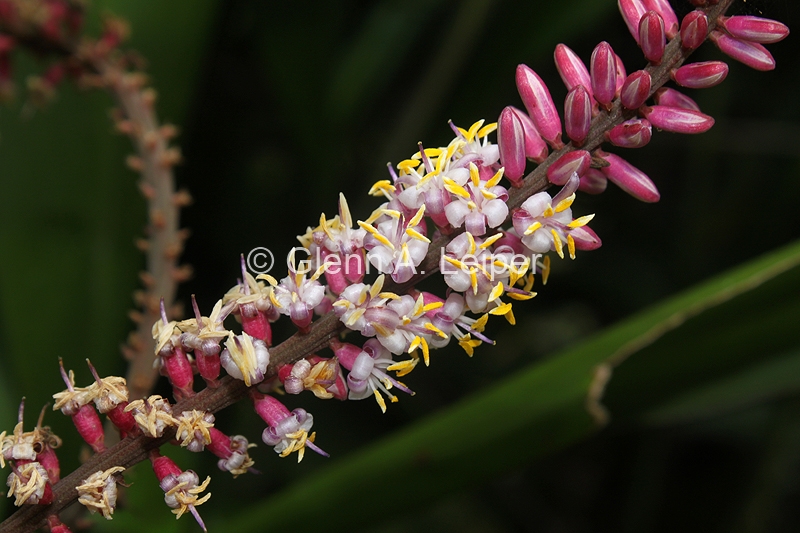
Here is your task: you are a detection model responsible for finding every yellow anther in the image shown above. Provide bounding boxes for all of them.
[382,209,402,219]
[358,285,369,305]
[269,290,282,309]
[470,268,479,295]
[387,356,419,377]
[422,301,444,313]
[374,390,387,413]
[369,180,394,197]
[480,189,498,200]
[568,234,576,260]
[555,193,576,213]
[466,232,477,255]
[412,294,425,317]
[542,256,551,285]
[458,335,482,357]
[345,308,365,327]
[477,121,497,138]
[524,221,542,236]
[397,159,421,171]
[358,221,395,250]
[256,274,278,286]
[469,162,480,186]
[465,119,485,142]
[568,213,595,228]
[507,291,536,301]
[408,205,426,228]
[543,205,555,218]
[369,275,385,298]
[480,233,503,249]
[473,314,489,332]
[488,282,504,303]
[425,322,448,338]
[373,323,392,338]
[523,273,535,292]
[444,178,470,199]
[378,292,401,300]
[485,168,504,188]
[364,207,385,225]
[551,230,564,259]
[489,302,516,325]
[444,256,466,270]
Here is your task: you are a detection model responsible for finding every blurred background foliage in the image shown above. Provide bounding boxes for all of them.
[1,0,799,531]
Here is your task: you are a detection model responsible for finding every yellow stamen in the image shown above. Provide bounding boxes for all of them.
[443,178,470,199]
[568,234,576,260]
[488,282,504,303]
[477,121,497,138]
[555,193,575,213]
[551,230,564,259]
[469,162,480,186]
[524,221,542,236]
[485,168,504,188]
[480,233,503,249]
[368,179,394,197]
[358,221,395,250]
[374,389,387,413]
[568,213,596,228]
[408,205,426,227]
[422,301,444,313]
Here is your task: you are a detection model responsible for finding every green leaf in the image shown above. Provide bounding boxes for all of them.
[214,237,800,531]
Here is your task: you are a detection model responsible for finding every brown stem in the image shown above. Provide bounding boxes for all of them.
[0,1,736,531]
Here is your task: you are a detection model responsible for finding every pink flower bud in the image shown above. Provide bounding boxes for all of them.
[639,11,666,64]
[516,64,563,148]
[591,41,617,109]
[508,106,549,163]
[547,150,591,186]
[710,30,776,72]
[720,15,789,44]
[579,168,608,195]
[653,87,700,111]
[618,0,648,43]
[564,85,592,146]
[671,61,728,89]
[571,226,603,251]
[554,43,593,100]
[620,70,651,109]
[497,106,527,183]
[73,404,106,453]
[598,151,660,203]
[161,344,195,401]
[641,105,714,134]
[642,0,679,38]
[680,10,708,50]
[606,118,652,148]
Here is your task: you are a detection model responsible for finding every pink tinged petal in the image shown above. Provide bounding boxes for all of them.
[444,200,470,228]
[639,11,666,64]
[516,64,563,148]
[497,107,527,184]
[554,43,593,100]
[571,225,603,251]
[465,211,487,237]
[591,42,617,109]
[509,106,549,163]
[620,70,652,109]
[642,0,678,38]
[641,104,714,134]
[564,85,592,146]
[606,118,652,148]
[483,199,509,228]
[654,87,700,111]
[547,150,591,186]
[680,10,708,50]
[598,151,660,203]
[579,168,608,195]
[671,61,728,89]
[710,30,776,72]
[721,15,789,44]
[618,0,648,43]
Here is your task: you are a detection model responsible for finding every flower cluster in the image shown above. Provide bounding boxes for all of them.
[0,1,789,532]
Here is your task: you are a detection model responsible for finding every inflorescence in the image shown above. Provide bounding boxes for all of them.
[0,0,789,531]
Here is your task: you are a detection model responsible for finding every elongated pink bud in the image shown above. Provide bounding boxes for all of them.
[497,106,527,184]
[579,168,608,195]
[639,11,666,64]
[554,44,593,101]
[642,0,678,38]
[516,64,563,148]
[547,150,591,186]
[618,0,648,43]
[720,15,789,44]
[507,106,549,163]
[564,85,592,146]
[641,105,714,134]
[680,10,708,50]
[620,70,651,109]
[653,87,700,111]
[606,118,652,148]
[598,151,660,203]
[710,30,775,72]
[671,61,728,89]
[591,41,617,109]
